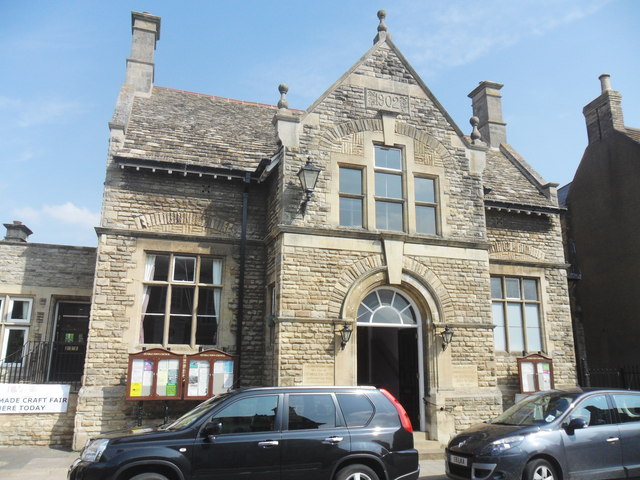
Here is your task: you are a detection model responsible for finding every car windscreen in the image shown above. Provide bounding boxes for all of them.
[492,392,577,426]
[160,393,231,430]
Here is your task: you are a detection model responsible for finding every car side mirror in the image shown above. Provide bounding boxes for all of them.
[564,417,587,434]
[202,421,222,438]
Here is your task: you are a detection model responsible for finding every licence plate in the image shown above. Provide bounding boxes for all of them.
[450,454,468,466]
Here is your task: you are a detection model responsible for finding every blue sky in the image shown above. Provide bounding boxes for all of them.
[1,0,638,246]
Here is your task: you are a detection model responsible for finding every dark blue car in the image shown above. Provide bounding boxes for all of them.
[446,388,640,480]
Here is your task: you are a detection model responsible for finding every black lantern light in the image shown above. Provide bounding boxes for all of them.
[340,323,353,350]
[441,325,454,351]
[297,156,322,202]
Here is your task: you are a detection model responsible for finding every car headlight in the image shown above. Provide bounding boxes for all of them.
[80,438,109,462]
[480,435,525,456]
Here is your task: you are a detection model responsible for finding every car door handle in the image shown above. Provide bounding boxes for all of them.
[323,436,343,444]
[258,440,279,448]
[606,437,619,443]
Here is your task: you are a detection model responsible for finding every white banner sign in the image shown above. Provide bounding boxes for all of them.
[0,384,70,414]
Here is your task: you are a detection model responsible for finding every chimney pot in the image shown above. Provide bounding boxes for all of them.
[599,73,612,93]
[4,221,33,242]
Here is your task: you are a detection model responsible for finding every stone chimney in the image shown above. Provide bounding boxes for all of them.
[583,73,625,144]
[124,11,161,94]
[3,221,32,242]
[468,81,507,148]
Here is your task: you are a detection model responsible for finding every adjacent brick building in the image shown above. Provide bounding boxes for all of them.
[1,10,577,448]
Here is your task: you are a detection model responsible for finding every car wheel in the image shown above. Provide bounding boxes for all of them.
[523,459,558,480]
[335,464,379,480]
[129,473,169,480]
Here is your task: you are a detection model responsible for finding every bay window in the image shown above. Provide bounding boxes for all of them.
[141,254,222,347]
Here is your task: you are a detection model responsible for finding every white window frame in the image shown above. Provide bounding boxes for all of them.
[6,297,33,323]
[1,326,29,366]
[141,253,223,347]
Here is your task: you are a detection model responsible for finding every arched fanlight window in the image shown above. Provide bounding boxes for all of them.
[357,288,417,326]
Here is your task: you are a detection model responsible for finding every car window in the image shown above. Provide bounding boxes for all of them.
[210,395,278,434]
[337,393,374,427]
[493,393,575,425]
[288,394,337,430]
[612,393,640,424]
[570,394,612,426]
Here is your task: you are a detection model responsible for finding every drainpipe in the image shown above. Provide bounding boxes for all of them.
[235,172,251,385]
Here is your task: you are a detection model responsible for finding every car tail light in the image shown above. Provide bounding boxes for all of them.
[380,388,413,433]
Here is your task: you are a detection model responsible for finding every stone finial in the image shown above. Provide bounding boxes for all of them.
[374,10,391,43]
[377,10,388,32]
[470,116,483,144]
[599,73,612,93]
[277,83,289,110]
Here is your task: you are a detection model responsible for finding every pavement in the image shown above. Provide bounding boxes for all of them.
[0,446,447,480]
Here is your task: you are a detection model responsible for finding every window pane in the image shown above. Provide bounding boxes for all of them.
[212,395,278,434]
[613,394,640,424]
[505,278,521,299]
[492,302,506,350]
[173,256,196,282]
[507,302,524,351]
[375,172,402,199]
[491,277,503,299]
[288,394,337,430]
[339,167,362,194]
[378,290,394,305]
[336,393,374,427]
[375,146,402,170]
[142,315,164,344]
[196,317,217,345]
[400,306,417,325]
[200,258,222,284]
[525,304,541,351]
[197,288,217,315]
[372,306,399,324]
[523,279,538,300]
[171,287,195,314]
[4,329,27,361]
[376,201,403,231]
[9,300,31,321]
[572,395,612,426]
[362,292,379,310]
[393,294,409,311]
[415,177,435,203]
[416,206,436,234]
[169,315,191,344]
[340,197,363,227]
[152,255,170,281]
[146,286,167,314]
[357,305,370,322]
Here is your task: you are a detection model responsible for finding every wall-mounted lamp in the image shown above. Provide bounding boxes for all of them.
[297,156,322,209]
[440,325,454,351]
[339,323,353,350]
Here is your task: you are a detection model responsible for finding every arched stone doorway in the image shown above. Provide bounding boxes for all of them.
[356,287,424,429]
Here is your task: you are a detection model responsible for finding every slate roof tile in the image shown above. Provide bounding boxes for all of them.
[117,86,281,170]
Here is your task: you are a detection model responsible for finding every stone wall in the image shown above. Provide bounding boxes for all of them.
[0,393,78,446]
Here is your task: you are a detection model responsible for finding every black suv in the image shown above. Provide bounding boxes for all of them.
[68,386,419,480]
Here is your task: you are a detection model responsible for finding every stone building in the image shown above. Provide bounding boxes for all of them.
[561,74,640,380]
[0,222,96,445]
[1,10,577,448]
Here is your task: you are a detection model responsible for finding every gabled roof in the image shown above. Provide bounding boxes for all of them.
[116,86,281,171]
[483,145,559,210]
[303,35,468,143]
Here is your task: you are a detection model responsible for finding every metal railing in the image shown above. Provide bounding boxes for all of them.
[0,340,84,390]
[583,365,640,390]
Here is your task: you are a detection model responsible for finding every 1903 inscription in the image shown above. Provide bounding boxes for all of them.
[365,89,409,114]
